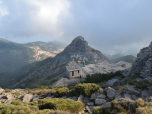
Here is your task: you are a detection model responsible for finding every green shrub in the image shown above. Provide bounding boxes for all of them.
[84,71,122,83]
[36,85,49,89]
[93,106,102,114]
[38,98,85,113]
[12,91,23,96]
[54,87,69,97]
[38,109,51,114]
[11,99,22,105]
[74,83,101,96]
[111,100,125,113]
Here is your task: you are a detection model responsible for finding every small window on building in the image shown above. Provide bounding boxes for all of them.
[72,71,74,76]
[78,70,79,73]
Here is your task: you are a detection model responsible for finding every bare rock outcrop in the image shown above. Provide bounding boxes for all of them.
[127,41,152,79]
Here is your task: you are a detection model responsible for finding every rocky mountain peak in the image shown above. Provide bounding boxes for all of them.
[127,41,152,78]
[68,36,88,50]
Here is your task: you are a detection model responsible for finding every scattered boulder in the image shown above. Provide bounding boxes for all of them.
[106,79,119,87]
[32,97,39,101]
[83,97,90,104]
[132,95,138,101]
[102,102,111,107]
[115,92,123,100]
[90,93,97,100]
[95,98,106,105]
[87,102,94,106]
[123,85,141,95]
[141,90,150,101]
[98,88,104,94]
[124,93,132,99]
[149,86,152,95]
[146,96,152,102]
[72,96,78,101]
[97,94,106,99]
[22,94,33,102]
[107,87,117,100]
[62,96,66,99]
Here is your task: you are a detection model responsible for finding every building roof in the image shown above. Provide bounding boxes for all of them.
[66,61,82,71]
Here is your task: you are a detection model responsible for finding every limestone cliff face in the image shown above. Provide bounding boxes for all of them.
[128,42,152,77]
[11,36,109,88]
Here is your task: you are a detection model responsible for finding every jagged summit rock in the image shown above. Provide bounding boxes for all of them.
[128,41,152,78]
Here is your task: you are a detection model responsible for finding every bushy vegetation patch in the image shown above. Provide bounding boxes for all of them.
[127,80,152,89]
[38,98,84,113]
[93,106,102,114]
[72,83,101,96]
[93,98,152,114]
[0,98,84,114]
[11,91,23,96]
[54,87,69,97]
[84,71,123,83]
[11,99,22,105]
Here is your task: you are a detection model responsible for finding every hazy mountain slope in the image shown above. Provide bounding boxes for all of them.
[11,36,110,88]
[111,55,136,63]
[0,38,65,73]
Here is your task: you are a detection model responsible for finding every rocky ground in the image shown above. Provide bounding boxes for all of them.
[1,77,152,114]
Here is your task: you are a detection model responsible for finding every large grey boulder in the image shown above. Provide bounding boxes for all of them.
[106,79,119,87]
[72,96,78,101]
[132,95,138,100]
[95,98,106,105]
[83,97,90,104]
[146,96,152,102]
[141,90,150,101]
[115,92,123,100]
[123,85,141,95]
[124,93,131,99]
[23,94,33,102]
[149,86,152,95]
[97,94,106,99]
[107,87,117,100]
[90,93,97,100]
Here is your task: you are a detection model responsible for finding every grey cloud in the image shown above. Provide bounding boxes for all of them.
[0,0,152,55]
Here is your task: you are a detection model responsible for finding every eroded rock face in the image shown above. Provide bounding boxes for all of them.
[127,41,152,78]
[123,85,141,95]
[107,87,117,100]
[95,98,106,105]
[23,94,33,102]
[106,79,119,87]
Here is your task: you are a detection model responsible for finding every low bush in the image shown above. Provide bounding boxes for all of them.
[11,99,22,105]
[93,106,102,114]
[54,87,69,97]
[73,83,101,96]
[36,85,49,89]
[127,80,152,89]
[12,91,23,96]
[84,71,123,83]
[38,98,85,113]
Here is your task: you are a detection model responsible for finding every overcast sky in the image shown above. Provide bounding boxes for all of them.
[0,0,152,55]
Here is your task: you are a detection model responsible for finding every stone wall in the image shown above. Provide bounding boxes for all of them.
[68,70,82,79]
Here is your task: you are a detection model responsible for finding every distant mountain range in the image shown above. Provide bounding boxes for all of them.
[0,38,66,73]
[10,36,109,89]
[111,55,136,63]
